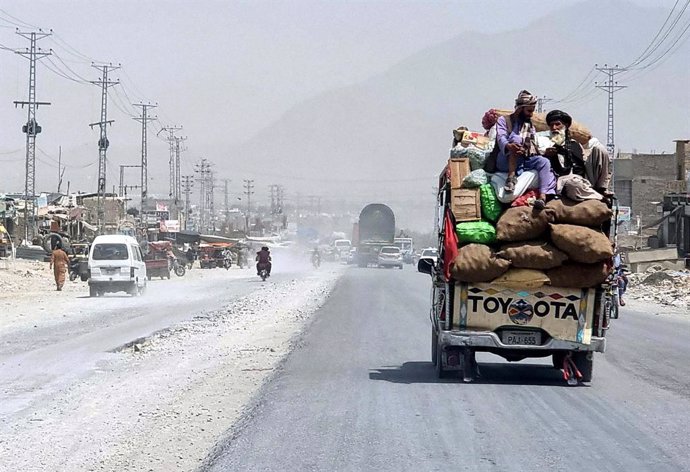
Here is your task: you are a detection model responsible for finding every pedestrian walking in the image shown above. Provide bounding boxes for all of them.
[50,242,70,291]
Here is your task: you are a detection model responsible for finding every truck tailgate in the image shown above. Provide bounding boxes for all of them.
[453,283,596,344]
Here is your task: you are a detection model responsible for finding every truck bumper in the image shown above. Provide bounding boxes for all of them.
[439,330,606,353]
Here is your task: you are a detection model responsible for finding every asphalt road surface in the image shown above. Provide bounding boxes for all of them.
[205,267,690,472]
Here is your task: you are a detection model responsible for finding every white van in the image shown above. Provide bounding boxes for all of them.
[88,235,147,297]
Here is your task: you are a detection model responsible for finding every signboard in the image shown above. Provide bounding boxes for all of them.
[454,283,595,344]
[617,206,631,222]
[161,219,180,232]
[156,202,168,212]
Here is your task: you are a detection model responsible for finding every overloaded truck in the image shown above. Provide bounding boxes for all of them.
[353,204,395,267]
[418,120,618,384]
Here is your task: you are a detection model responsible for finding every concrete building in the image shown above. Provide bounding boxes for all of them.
[613,140,689,228]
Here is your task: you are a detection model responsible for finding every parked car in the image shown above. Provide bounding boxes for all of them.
[377,246,403,269]
[88,235,147,297]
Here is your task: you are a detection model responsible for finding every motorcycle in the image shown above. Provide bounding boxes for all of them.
[170,257,186,277]
[223,256,232,270]
[259,267,269,281]
[312,255,321,269]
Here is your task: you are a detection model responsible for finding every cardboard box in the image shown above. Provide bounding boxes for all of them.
[448,157,471,189]
[453,128,492,150]
[451,187,481,222]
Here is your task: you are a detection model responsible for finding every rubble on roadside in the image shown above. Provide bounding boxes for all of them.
[627,264,690,307]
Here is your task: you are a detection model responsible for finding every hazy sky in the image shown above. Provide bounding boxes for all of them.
[0,0,683,206]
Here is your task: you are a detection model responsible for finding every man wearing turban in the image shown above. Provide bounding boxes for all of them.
[495,90,556,209]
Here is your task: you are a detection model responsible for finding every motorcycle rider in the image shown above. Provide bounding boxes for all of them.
[222,248,233,268]
[256,246,272,276]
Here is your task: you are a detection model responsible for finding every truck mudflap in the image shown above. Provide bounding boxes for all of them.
[438,330,606,353]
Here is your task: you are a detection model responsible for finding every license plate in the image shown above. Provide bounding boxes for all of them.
[502,330,542,346]
[102,267,118,274]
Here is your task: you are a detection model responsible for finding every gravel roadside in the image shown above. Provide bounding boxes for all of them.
[0,261,344,471]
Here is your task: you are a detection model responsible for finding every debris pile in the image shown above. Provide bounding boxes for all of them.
[627,265,690,307]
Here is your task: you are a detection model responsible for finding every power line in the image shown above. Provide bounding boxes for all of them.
[627,0,690,69]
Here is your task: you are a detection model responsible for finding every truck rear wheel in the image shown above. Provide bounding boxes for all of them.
[436,347,452,379]
[573,351,593,382]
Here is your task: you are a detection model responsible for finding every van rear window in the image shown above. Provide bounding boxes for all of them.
[93,243,129,260]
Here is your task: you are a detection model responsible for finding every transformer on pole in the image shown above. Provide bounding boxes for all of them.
[13,29,52,244]
[89,63,121,233]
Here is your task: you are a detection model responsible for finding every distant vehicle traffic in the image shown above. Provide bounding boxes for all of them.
[377,246,403,269]
[353,204,395,267]
[394,237,414,264]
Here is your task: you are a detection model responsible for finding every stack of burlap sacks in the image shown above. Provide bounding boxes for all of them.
[451,198,614,289]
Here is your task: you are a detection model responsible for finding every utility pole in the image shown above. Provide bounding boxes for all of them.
[277,185,285,215]
[181,175,194,230]
[119,165,141,197]
[243,179,255,234]
[133,103,156,213]
[194,159,210,232]
[158,125,182,202]
[13,29,52,244]
[223,179,231,219]
[57,146,65,194]
[537,96,553,114]
[174,135,187,205]
[89,63,120,232]
[595,64,627,157]
[207,170,216,233]
[269,184,278,215]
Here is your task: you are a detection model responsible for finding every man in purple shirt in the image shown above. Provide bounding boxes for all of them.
[496,90,556,210]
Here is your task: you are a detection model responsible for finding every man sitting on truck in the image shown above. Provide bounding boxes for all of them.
[543,110,612,200]
[496,90,556,210]
[256,246,272,276]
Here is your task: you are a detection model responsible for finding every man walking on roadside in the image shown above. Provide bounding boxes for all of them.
[49,242,70,291]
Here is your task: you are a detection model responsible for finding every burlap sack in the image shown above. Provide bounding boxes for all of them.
[491,268,550,289]
[547,262,610,288]
[496,206,553,242]
[495,109,591,146]
[496,240,568,270]
[546,198,612,226]
[550,224,613,263]
[450,244,510,283]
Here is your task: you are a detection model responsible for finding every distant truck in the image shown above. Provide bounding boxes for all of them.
[353,204,395,267]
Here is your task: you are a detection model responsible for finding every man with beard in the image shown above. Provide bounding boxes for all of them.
[543,110,610,201]
[496,90,556,210]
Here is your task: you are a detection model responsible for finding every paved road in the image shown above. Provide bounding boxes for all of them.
[206,268,690,472]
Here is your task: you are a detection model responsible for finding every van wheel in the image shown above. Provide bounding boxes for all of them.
[89,286,97,297]
[129,283,139,297]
